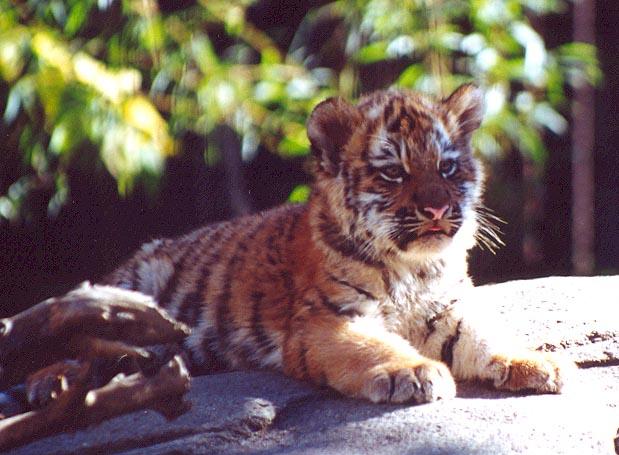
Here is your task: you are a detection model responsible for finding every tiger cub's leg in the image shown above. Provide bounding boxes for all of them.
[284,316,456,404]
[420,305,573,393]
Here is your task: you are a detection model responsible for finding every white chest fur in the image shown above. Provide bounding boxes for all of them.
[380,259,470,345]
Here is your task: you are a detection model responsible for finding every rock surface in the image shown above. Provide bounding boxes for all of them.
[8,276,619,455]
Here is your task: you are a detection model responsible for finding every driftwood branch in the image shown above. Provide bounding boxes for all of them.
[81,355,191,425]
[0,282,190,387]
[0,283,193,450]
[0,360,91,450]
[0,356,190,451]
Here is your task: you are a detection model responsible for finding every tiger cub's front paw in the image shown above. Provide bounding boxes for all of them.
[489,351,574,394]
[362,359,456,404]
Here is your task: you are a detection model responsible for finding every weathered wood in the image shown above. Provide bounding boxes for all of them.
[0,356,190,451]
[0,360,91,450]
[80,355,191,426]
[0,283,193,450]
[0,282,190,387]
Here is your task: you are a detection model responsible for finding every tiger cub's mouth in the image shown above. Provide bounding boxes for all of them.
[394,223,456,251]
[417,220,453,237]
[396,215,464,253]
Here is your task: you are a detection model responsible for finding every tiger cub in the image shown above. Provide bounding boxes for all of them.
[103,84,569,403]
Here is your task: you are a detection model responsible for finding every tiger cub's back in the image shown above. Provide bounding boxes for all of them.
[102,203,312,372]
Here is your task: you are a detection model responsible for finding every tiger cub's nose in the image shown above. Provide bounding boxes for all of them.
[422,204,450,221]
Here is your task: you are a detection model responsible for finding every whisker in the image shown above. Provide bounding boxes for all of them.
[466,205,506,254]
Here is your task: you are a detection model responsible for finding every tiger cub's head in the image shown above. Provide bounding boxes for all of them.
[307,84,494,263]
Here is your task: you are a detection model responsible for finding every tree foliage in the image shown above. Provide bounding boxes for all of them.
[0,0,599,223]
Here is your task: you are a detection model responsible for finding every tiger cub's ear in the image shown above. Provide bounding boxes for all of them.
[442,83,484,143]
[307,97,361,176]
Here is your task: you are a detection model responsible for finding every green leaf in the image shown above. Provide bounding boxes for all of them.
[278,121,310,157]
[557,42,602,86]
[517,124,547,163]
[47,173,68,217]
[356,41,389,64]
[396,64,424,88]
[288,184,311,203]
[0,26,29,82]
[278,137,309,157]
[64,2,92,36]
[191,34,220,75]
[49,110,85,155]
[532,102,567,135]
[0,0,602,220]
[3,85,23,123]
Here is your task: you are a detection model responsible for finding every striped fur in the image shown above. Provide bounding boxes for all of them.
[102,84,570,403]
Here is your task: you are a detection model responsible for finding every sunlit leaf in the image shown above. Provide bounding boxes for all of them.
[278,121,310,157]
[288,184,311,203]
[387,35,416,58]
[512,123,547,164]
[286,77,317,100]
[101,124,166,195]
[35,67,67,123]
[261,47,281,65]
[254,80,284,103]
[4,85,23,123]
[0,0,602,222]
[47,173,68,217]
[73,53,141,104]
[31,31,73,80]
[460,33,486,55]
[49,110,86,155]
[0,196,17,220]
[223,5,245,35]
[356,41,389,64]
[484,84,508,116]
[65,1,92,36]
[0,26,29,82]
[122,95,175,155]
[510,21,547,85]
[396,64,424,88]
[141,16,165,51]
[532,102,567,135]
[557,42,602,86]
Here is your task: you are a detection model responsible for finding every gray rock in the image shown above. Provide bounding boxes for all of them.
[7,371,316,455]
[474,276,619,367]
[8,277,619,455]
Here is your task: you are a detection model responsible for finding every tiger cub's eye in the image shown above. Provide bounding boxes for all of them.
[379,165,405,183]
[439,159,458,178]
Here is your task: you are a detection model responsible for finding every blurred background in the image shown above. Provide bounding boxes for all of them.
[0,0,616,316]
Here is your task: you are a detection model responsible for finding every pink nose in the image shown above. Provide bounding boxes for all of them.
[424,205,450,220]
